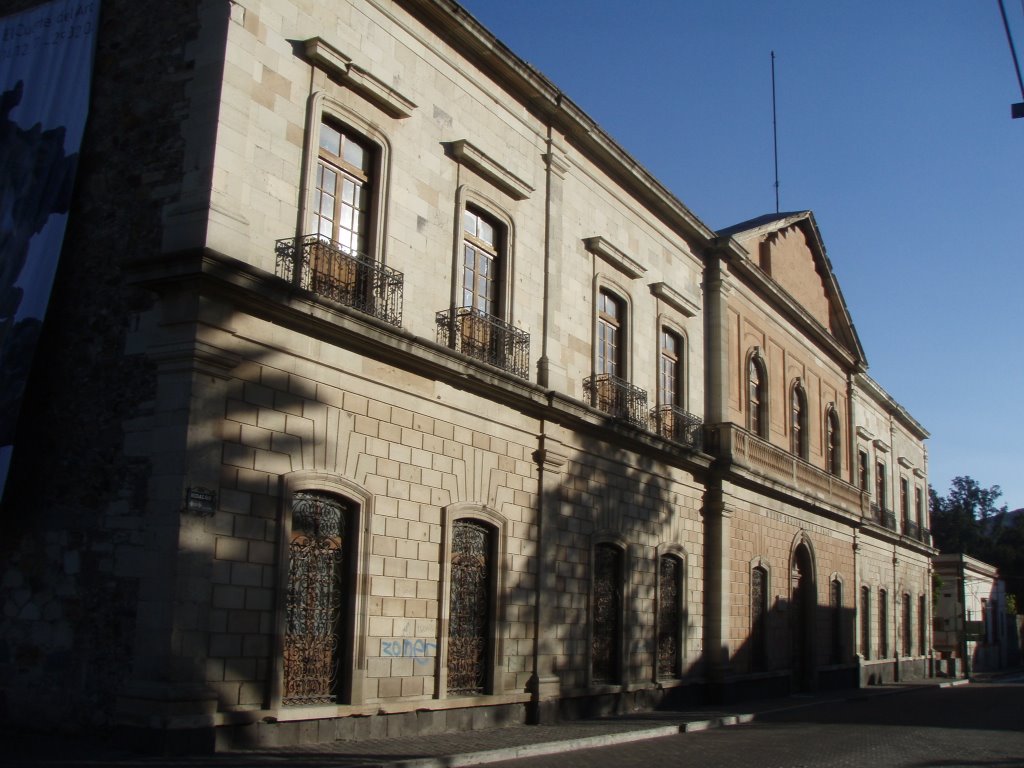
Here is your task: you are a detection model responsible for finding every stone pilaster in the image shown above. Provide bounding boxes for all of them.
[529,432,568,723]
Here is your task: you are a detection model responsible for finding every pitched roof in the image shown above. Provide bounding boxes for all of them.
[717,210,866,366]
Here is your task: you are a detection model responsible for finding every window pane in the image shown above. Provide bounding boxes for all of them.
[320,192,334,217]
[343,137,367,170]
[463,210,477,236]
[320,124,341,156]
[321,167,336,196]
[477,218,495,246]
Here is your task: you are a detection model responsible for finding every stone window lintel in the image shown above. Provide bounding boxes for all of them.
[304,37,416,118]
[584,236,646,279]
[650,281,699,317]
[450,139,533,200]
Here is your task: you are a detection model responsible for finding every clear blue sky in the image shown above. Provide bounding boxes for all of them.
[460,0,1024,512]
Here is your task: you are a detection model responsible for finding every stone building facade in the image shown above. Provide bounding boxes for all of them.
[0,0,933,751]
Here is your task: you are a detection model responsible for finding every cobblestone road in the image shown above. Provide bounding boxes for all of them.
[482,680,1024,768]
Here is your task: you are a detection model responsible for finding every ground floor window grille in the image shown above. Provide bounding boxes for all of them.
[751,566,768,671]
[831,578,843,664]
[879,590,889,658]
[918,594,927,656]
[657,555,683,679]
[592,544,623,683]
[284,492,349,705]
[902,594,913,656]
[860,586,871,659]
[448,520,492,695]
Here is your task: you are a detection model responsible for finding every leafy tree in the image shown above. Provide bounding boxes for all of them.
[930,475,1022,606]
[929,476,1008,559]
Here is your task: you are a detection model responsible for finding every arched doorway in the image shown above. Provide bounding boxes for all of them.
[790,541,816,691]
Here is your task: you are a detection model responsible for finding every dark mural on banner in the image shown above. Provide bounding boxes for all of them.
[0,1,99,497]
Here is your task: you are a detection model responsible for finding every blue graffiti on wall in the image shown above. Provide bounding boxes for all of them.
[381,638,437,666]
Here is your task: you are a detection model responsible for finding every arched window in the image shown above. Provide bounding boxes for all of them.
[657,553,685,679]
[878,589,889,658]
[658,328,683,408]
[791,381,808,459]
[831,578,843,664]
[918,594,927,656]
[447,519,495,696]
[592,543,623,684]
[283,491,352,705]
[825,406,841,476]
[747,354,767,438]
[860,586,871,659]
[309,122,374,256]
[597,289,625,378]
[751,565,769,671]
[902,593,913,657]
[462,207,503,318]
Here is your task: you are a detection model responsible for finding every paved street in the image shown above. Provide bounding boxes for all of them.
[481,680,1024,768]
[2,679,1021,768]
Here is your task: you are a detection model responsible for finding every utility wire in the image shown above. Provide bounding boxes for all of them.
[998,0,1024,100]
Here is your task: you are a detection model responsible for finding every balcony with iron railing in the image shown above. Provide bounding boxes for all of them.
[651,405,703,450]
[869,503,897,531]
[904,519,920,541]
[583,374,649,430]
[435,307,530,379]
[275,235,404,326]
[704,423,867,516]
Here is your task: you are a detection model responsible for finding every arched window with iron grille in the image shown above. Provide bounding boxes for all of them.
[657,554,684,679]
[592,543,623,684]
[283,491,352,705]
[447,519,494,696]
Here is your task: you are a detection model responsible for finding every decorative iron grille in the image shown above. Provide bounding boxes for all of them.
[283,492,347,705]
[583,374,649,430]
[651,405,702,450]
[866,503,882,525]
[435,307,530,379]
[920,527,932,545]
[879,591,889,658]
[751,566,768,671]
[904,520,920,540]
[831,579,843,664]
[275,235,404,326]
[867,503,897,531]
[448,520,491,695]
[902,594,913,657]
[881,509,897,531]
[657,556,682,679]
[860,586,871,659]
[592,544,622,684]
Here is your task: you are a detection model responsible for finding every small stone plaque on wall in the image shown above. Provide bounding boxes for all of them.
[186,487,217,516]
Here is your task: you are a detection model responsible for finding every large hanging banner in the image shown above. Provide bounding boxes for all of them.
[0,1,100,498]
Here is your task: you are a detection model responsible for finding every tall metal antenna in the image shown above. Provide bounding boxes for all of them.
[771,51,780,212]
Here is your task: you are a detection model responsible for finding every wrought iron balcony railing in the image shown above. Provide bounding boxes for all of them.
[651,405,702,450]
[435,307,530,379]
[867,503,882,526]
[904,520,920,541]
[920,527,932,545]
[275,235,404,327]
[881,508,897,531]
[583,374,649,429]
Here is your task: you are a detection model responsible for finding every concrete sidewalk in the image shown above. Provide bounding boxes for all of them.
[0,680,971,768]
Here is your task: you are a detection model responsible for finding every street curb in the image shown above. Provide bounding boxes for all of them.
[379,714,754,768]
